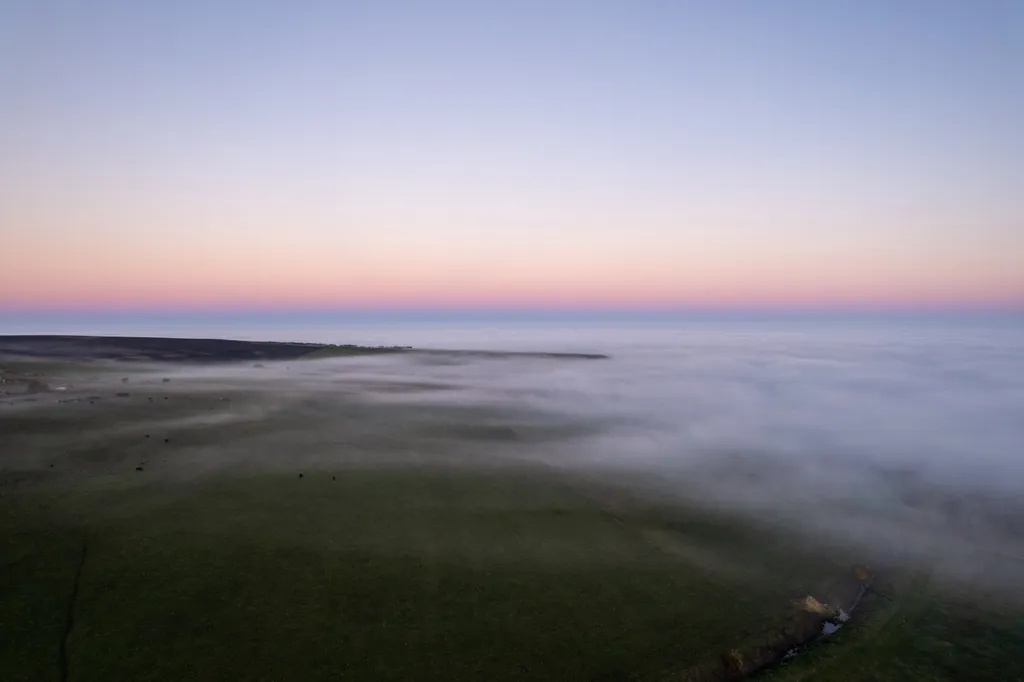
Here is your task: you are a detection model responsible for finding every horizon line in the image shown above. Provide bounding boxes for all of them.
[2,302,1023,319]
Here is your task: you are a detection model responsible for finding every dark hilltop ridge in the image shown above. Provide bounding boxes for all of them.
[0,335,608,362]
[0,335,330,362]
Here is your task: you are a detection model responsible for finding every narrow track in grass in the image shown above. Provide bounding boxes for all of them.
[60,541,88,682]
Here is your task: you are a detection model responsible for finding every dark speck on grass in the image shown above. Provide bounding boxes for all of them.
[164,438,170,443]
[135,466,143,471]
[332,476,336,481]
[298,473,304,479]
[145,434,150,438]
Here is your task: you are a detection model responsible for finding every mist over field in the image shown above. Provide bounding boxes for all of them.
[4,319,1024,680]
[334,321,1017,579]
[182,319,1024,487]
[315,322,1024,580]
[9,319,1022,592]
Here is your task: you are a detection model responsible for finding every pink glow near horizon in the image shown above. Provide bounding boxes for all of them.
[3,211,1023,310]
[4,264,1022,312]
[2,4,1022,313]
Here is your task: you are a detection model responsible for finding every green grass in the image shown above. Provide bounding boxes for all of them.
[6,358,1022,681]
[0,466,853,682]
[758,571,1024,682]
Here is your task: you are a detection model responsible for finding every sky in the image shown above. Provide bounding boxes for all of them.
[1,0,1022,313]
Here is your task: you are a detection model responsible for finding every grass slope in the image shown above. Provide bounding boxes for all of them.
[758,571,1024,682]
[2,469,851,682]
[7,349,1020,681]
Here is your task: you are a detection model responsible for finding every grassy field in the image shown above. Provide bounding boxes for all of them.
[1,468,853,682]
[757,569,1024,682]
[0,352,854,681]
[3,346,1023,681]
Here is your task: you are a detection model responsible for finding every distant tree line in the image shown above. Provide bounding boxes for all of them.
[334,344,412,350]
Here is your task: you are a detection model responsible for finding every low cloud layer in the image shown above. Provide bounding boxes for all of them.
[302,322,1024,591]
[5,321,1023,593]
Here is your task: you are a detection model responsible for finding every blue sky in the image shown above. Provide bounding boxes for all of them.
[1,1,1022,311]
